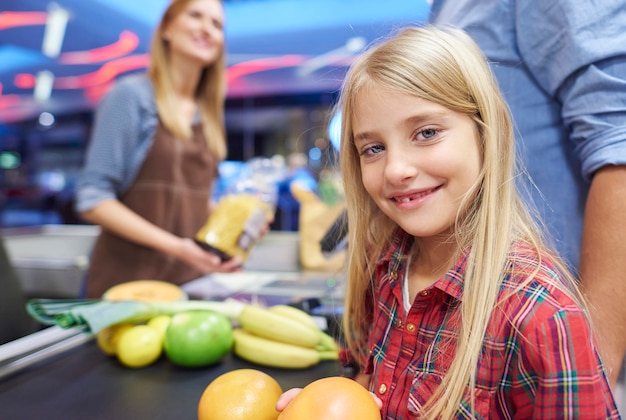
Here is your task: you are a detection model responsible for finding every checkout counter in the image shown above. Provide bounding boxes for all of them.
[0,226,347,419]
[0,328,341,419]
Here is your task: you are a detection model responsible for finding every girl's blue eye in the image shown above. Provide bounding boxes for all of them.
[361,144,384,156]
[422,128,437,139]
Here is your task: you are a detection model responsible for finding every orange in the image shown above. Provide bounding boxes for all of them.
[277,376,381,420]
[198,369,283,420]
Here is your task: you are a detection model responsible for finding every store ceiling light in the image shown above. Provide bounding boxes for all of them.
[42,3,69,58]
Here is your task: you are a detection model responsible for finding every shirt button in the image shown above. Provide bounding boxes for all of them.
[420,290,430,297]
[406,323,416,333]
[389,271,398,280]
[379,383,387,394]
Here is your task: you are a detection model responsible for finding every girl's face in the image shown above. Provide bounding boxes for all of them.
[163,0,224,67]
[352,86,481,239]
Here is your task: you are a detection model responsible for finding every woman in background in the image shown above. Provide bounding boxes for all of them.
[76,0,240,298]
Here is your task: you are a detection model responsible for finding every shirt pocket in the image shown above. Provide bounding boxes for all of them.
[407,372,495,419]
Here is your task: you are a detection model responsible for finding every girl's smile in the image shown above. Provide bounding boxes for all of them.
[388,186,442,209]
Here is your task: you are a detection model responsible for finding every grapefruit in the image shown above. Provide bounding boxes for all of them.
[198,369,283,420]
[277,376,381,420]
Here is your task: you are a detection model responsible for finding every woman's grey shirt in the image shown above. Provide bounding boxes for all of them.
[75,74,159,213]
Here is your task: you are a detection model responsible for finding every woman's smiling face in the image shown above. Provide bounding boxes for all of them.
[163,0,224,67]
[352,85,482,239]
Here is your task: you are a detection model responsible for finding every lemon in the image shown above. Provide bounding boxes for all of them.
[147,315,171,340]
[96,322,135,356]
[116,325,163,368]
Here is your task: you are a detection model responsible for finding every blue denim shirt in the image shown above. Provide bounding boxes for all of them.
[75,73,159,213]
[430,0,626,269]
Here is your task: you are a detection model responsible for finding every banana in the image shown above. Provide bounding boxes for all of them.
[232,329,338,369]
[269,304,339,352]
[238,304,321,348]
[268,304,320,331]
[317,331,339,352]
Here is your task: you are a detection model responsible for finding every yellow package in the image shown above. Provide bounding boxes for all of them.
[195,194,272,261]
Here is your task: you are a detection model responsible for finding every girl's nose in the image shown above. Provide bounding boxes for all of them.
[384,149,419,184]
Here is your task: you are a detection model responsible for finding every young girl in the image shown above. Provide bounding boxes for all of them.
[277,26,619,418]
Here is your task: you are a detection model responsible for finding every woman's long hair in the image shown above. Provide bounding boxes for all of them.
[149,0,227,160]
[338,25,583,418]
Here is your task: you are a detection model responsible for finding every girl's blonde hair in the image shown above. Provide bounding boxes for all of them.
[339,25,583,418]
[149,0,227,160]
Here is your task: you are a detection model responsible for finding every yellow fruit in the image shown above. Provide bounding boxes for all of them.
[102,280,187,301]
[147,315,171,339]
[198,369,283,420]
[96,322,135,356]
[116,325,162,368]
[277,377,381,420]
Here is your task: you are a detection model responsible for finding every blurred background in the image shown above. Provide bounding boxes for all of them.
[0,0,431,230]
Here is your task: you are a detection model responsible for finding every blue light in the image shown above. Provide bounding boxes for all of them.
[309,147,322,161]
[328,111,341,151]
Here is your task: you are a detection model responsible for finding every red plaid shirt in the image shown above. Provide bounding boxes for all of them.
[358,231,619,419]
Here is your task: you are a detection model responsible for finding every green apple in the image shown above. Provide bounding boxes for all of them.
[163,310,233,367]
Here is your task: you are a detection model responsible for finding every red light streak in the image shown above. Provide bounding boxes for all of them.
[0,11,48,30]
[227,54,306,83]
[60,31,140,64]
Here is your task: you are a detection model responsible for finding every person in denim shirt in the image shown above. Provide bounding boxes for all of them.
[430,0,626,386]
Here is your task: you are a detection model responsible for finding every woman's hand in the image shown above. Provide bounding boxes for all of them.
[275,386,383,412]
[174,238,242,273]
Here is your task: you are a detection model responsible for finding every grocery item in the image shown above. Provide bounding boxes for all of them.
[198,369,283,420]
[277,377,382,420]
[116,325,163,368]
[238,304,322,348]
[195,194,272,261]
[96,322,135,356]
[102,280,187,302]
[232,329,337,369]
[163,310,233,367]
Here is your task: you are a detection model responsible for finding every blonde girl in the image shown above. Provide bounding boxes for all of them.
[278,26,619,418]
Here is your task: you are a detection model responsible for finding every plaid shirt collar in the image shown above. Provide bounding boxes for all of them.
[377,229,466,303]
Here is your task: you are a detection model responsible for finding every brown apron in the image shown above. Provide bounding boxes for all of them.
[85,122,216,298]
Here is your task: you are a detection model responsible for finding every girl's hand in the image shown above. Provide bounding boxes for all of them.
[275,387,383,412]
[275,388,303,412]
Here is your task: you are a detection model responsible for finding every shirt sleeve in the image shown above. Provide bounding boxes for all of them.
[515,0,626,179]
[515,307,618,418]
[75,77,150,213]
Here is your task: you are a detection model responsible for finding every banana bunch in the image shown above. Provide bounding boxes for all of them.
[233,304,340,369]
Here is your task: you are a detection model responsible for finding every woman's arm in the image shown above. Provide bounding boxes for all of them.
[81,199,241,273]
